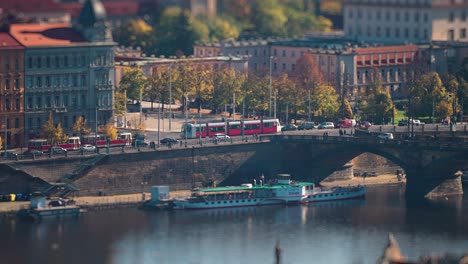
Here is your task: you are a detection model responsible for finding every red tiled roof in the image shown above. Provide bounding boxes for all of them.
[59,1,139,18]
[0,33,24,49]
[10,23,85,47]
[0,0,62,13]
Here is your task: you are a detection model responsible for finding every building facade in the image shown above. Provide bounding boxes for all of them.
[0,33,25,148]
[10,0,116,141]
[344,0,468,44]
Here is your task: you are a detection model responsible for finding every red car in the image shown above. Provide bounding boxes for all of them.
[359,121,372,129]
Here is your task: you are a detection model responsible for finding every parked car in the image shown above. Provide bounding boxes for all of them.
[337,119,356,128]
[359,121,372,129]
[1,151,18,159]
[160,138,179,145]
[398,120,408,126]
[80,144,96,153]
[409,119,423,126]
[281,124,298,131]
[317,122,335,129]
[297,122,315,130]
[212,133,230,142]
[50,146,67,155]
[23,149,43,157]
[377,133,394,140]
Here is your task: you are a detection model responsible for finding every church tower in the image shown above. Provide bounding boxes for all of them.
[75,0,113,43]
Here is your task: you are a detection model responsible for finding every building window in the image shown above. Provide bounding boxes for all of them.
[291,51,295,57]
[63,76,69,86]
[292,64,295,71]
[63,116,68,128]
[376,27,381,37]
[45,76,50,87]
[449,12,454,22]
[273,49,277,56]
[55,56,60,67]
[55,96,59,107]
[81,95,86,107]
[46,96,51,108]
[6,99,10,110]
[386,11,391,21]
[72,95,77,107]
[367,26,371,37]
[6,119,9,129]
[414,29,419,38]
[5,79,10,89]
[15,58,19,71]
[404,28,409,38]
[273,63,277,71]
[15,98,19,110]
[28,57,32,68]
[386,28,390,38]
[36,77,42,88]
[282,63,286,71]
[462,12,466,22]
[395,12,400,21]
[73,75,78,87]
[5,57,9,70]
[27,98,32,109]
[63,95,68,106]
[81,75,86,86]
[377,11,381,20]
[405,12,409,22]
[461,28,467,39]
[14,79,19,89]
[37,57,41,68]
[46,56,50,68]
[414,13,419,22]
[37,118,41,129]
[424,29,428,39]
[15,118,19,129]
[349,27,353,36]
[64,56,68,67]
[367,10,372,20]
[395,28,400,38]
[423,13,428,22]
[357,10,362,19]
[449,29,455,41]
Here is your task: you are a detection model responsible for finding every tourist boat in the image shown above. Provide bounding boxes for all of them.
[306,185,366,203]
[172,174,315,210]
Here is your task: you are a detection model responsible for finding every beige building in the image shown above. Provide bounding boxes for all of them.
[344,0,468,43]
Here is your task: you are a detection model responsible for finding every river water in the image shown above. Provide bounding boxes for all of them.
[1,184,468,264]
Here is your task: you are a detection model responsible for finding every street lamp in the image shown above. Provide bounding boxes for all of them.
[269,56,275,118]
[169,63,173,131]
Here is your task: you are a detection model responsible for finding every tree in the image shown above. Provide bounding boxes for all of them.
[119,67,147,104]
[339,99,354,119]
[114,18,154,55]
[251,0,288,37]
[114,91,127,116]
[211,67,245,114]
[54,123,68,144]
[0,136,3,150]
[41,113,56,144]
[72,116,91,137]
[360,79,395,124]
[146,68,170,111]
[98,123,118,140]
[413,72,447,121]
[275,73,304,122]
[242,74,270,116]
[311,84,339,119]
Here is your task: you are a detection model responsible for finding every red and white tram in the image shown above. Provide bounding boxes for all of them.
[181,119,281,139]
[28,136,81,152]
[81,132,132,148]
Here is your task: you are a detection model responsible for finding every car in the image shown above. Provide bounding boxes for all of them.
[377,133,394,140]
[50,146,67,155]
[398,120,408,126]
[23,149,43,157]
[359,121,372,129]
[212,133,231,141]
[441,119,451,125]
[80,144,96,153]
[317,122,335,129]
[281,124,298,131]
[1,151,18,159]
[160,138,179,144]
[297,122,315,130]
[409,119,423,126]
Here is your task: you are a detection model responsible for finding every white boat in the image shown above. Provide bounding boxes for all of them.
[307,185,366,203]
[172,174,315,210]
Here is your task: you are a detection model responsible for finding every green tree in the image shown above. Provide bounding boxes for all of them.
[146,68,170,111]
[361,79,395,124]
[114,91,127,116]
[119,67,147,104]
[414,72,447,121]
[211,67,245,114]
[154,8,203,56]
[251,0,288,37]
[312,84,339,119]
[339,99,354,119]
[114,18,154,55]
[242,74,270,116]
[0,136,3,150]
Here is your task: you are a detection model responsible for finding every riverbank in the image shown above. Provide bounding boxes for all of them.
[0,174,404,218]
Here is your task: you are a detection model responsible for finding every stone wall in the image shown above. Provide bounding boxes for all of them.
[75,142,283,196]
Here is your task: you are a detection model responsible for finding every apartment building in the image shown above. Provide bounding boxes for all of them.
[10,0,116,141]
[0,33,25,148]
[344,0,468,43]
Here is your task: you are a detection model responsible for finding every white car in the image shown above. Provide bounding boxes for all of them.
[212,133,230,141]
[409,119,423,126]
[318,122,335,129]
[80,144,96,153]
[377,133,394,140]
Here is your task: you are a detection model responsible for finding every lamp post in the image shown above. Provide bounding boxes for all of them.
[269,56,274,117]
[169,63,173,131]
[184,95,188,147]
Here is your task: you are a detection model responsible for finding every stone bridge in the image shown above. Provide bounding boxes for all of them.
[266,134,468,200]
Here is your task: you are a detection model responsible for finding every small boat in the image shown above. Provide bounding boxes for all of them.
[172,174,315,210]
[17,195,83,221]
[307,185,366,203]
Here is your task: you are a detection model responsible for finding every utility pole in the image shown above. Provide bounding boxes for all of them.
[169,63,172,131]
[233,93,236,121]
[139,85,143,125]
[274,91,277,119]
[199,105,202,145]
[184,95,188,147]
[269,56,273,117]
[157,104,161,147]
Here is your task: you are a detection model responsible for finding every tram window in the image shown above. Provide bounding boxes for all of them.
[230,201,233,203]
[264,122,273,128]
[230,124,239,129]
